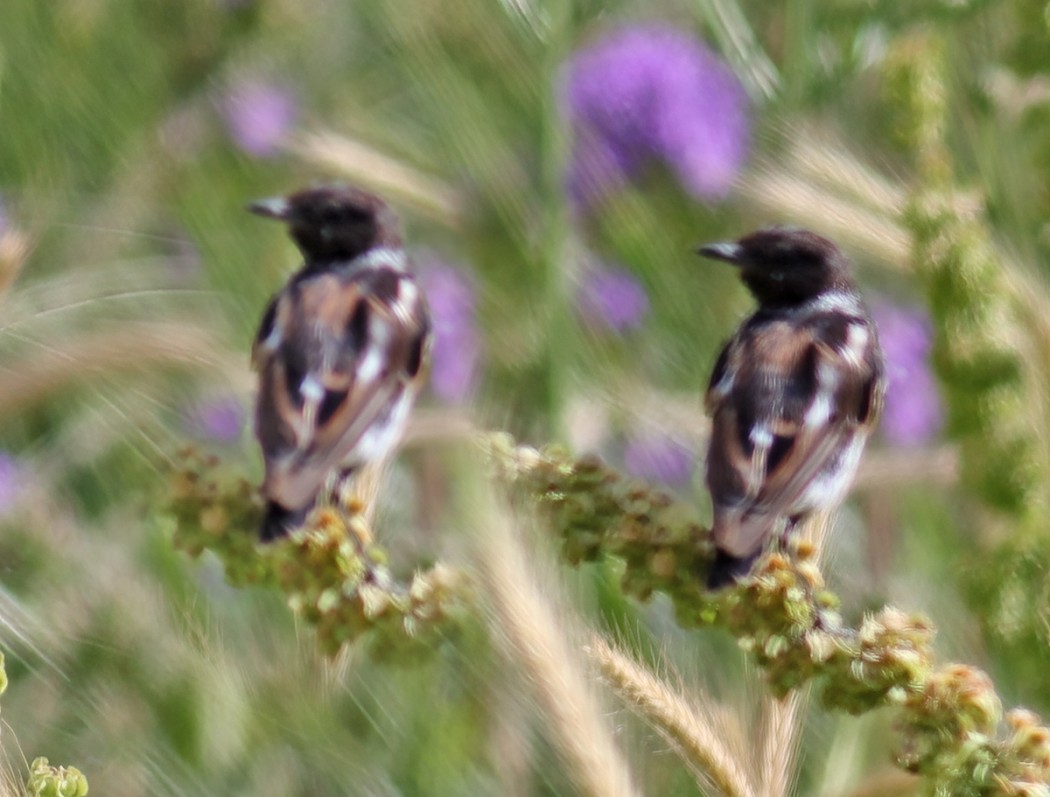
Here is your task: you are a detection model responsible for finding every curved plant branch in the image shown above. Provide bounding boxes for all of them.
[491,435,1050,794]
[167,435,1050,794]
[167,449,469,659]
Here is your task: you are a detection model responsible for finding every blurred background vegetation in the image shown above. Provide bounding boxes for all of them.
[2,0,1050,794]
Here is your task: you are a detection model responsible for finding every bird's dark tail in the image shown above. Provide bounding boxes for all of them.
[260,501,309,541]
[705,548,761,590]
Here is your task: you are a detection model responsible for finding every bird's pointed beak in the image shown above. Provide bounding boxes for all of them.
[696,241,743,264]
[247,196,292,220]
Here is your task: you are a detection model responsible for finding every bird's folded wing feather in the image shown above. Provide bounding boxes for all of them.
[706,320,875,558]
[255,272,427,508]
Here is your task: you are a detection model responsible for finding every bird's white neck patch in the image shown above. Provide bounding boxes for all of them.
[802,290,862,316]
[357,246,408,272]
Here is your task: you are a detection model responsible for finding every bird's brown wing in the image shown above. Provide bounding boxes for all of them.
[705,318,878,558]
[254,270,430,510]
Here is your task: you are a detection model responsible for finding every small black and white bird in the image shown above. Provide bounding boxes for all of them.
[248,184,431,540]
[698,228,885,589]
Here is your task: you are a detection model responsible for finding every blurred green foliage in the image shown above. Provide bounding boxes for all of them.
[3,0,1050,794]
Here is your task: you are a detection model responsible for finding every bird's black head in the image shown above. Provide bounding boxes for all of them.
[248,184,400,263]
[697,227,853,307]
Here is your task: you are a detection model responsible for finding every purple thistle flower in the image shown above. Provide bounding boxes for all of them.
[221,79,297,157]
[872,302,943,447]
[183,395,246,443]
[0,452,23,516]
[578,265,649,332]
[565,24,750,207]
[418,258,481,403]
[624,431,695,487]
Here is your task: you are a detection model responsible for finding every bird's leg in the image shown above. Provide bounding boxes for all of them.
[780,514,802,549]
[323,466,375,552]
[321,468,343,506]
[330,465,358,509]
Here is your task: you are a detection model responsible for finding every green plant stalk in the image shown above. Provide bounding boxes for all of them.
[884,32,1044,520]
[166,448,471,659]
[884,30,1050,715]
[537,0,574,440]
[168,438,1050,793]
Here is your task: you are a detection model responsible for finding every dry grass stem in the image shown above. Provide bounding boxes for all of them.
[704,0,780,100]
[468,478,640,797]
[758,690,804,797]
[587,634,755,797]
[487,683,535,797]
[0,322,225,413]
[784,132,906,217]
[845,769,920,796]
[1,261,194,325]
[290,131,467,227]
[735,166,911,268]
[0,754,24,797]
[854,445,959,492]
[402,408,478,447]
[0,230,31,300]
